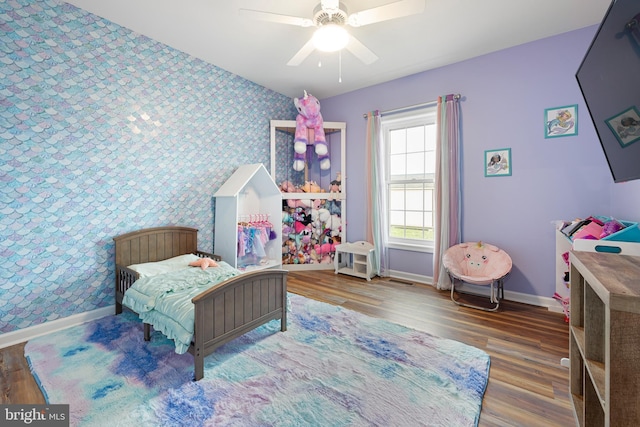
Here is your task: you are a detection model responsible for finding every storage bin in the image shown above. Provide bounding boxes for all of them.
[561,216,640,243]
[600,220,640,243]
[573,238,640,255]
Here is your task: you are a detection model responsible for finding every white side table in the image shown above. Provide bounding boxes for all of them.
[334,241,375,281]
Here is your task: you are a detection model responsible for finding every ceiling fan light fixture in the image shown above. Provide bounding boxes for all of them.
[312,24,349,52]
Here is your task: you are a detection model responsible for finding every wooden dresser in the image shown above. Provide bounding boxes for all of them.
[569,250,640,426]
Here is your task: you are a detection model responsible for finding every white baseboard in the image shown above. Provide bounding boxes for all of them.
[387,270,563,312]
[0,306,113,350]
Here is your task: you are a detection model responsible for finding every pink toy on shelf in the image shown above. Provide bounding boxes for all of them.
[293,90,330,171]
[279,180,299,193]
[286,198,322,209]
[600,219,625,238]
[553,292,570,323]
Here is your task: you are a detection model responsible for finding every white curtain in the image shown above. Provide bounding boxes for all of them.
[433,95,462,290]
[365,111,389,277]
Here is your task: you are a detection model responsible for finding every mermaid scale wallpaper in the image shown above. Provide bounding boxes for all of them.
[0,0,295,333]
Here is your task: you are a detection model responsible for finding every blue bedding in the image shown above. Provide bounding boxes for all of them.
[122,261,241,354]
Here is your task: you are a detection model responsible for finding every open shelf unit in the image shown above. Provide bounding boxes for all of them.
[569,250,640,426]
[270,119,346,271]
[334,241,375,281]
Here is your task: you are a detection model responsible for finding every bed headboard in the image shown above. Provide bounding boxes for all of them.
[113,226,199,267]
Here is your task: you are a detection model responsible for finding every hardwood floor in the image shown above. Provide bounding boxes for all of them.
[0,342,46,405]
[1,270,573,426]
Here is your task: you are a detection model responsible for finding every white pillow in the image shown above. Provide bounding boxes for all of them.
[128,253,201,278]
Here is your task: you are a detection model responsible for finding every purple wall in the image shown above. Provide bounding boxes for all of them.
[320,26,640,299]
[611,180,640,220]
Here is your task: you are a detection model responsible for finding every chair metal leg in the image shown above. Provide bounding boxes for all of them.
[450,276,501,312]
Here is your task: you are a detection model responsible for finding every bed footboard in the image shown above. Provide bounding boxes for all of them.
[190,269,288,381]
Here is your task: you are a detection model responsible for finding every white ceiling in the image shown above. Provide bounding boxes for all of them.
[64,0,611,99]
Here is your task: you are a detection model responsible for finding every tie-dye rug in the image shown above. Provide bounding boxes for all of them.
[25,293,490,426]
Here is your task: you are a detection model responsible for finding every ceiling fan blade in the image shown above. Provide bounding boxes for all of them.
[287,39,316,66]
[239,8,314,27]
[347,0,425,27]
[345,36,378,64]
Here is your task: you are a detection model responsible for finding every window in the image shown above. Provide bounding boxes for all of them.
[381,106,437,252]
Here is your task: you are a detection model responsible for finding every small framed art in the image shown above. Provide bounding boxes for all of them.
[605,106,640,148]
[484,148,511,177]
[545,104,578,138]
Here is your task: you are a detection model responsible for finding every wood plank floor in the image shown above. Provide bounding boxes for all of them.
[1,270,573,426]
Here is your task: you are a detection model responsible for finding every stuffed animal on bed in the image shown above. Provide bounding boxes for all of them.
[189,257,219,270]
[293,91,330,171]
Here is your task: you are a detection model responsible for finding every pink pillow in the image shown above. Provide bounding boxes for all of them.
[189,257,219,270]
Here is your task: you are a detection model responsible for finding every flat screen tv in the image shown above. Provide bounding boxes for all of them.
[576,0,640,183]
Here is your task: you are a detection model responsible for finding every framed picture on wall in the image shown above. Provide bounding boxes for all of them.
[484,148,511,177]
[605,106,640,148]
[545,104,578,138]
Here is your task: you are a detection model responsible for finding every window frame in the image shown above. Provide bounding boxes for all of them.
[381,106,437,253]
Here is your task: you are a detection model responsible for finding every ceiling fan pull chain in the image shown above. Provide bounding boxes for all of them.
[339,50,342,83]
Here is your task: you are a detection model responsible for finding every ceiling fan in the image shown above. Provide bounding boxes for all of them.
[239,0,425,66]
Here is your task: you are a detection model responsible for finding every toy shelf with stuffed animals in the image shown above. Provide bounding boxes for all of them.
[270,120,346,271]
[554,216,640,320]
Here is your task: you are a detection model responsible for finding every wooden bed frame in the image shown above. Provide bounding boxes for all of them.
[113,226,288,381]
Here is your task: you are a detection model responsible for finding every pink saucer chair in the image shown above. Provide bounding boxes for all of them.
[442,241,512,311]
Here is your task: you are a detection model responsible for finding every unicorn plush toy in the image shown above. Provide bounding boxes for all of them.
[293,91,330,171]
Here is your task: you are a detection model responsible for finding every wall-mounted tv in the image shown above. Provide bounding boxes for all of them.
[576,0,640,183]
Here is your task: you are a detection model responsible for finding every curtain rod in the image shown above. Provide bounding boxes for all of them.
[362,94,461,119]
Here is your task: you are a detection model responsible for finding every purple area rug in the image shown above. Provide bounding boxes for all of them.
[26,293,490,426]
